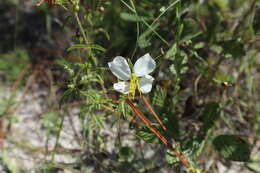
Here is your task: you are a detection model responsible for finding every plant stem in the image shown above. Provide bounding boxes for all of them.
[141,95,166,130]
[51,113,65,161]
[74,11,96,64]
[75,12,89,46]
[126,99,193,172]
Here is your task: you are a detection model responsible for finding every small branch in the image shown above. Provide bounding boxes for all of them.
[126,99,168,144]
[140,95,167,131]
[140,95,184,160]
[126,99,193,172]
[51,112,65,161]
[73,6,96,64]
[74,12,89,47]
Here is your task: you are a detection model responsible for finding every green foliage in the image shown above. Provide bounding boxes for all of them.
[120,12,151,22]
[0,48,29,82]
[221,39,245,59]
[67,44,106,52]
[152,86,167,108]
[165,149,179,165]
[203,102,220,133]
[2,151,23,173]
[0,0,259,172]
[118,146,135,162]
[246,154,260,172]
[136,127,158,143]
[0,93,17,117]
[213,135,251,161]
[42,112,61,134]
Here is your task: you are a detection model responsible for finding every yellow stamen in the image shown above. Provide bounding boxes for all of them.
[129,73,140,100]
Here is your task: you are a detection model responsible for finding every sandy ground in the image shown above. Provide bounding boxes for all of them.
[0,84,258,173]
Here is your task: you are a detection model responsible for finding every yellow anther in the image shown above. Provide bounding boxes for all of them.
[129,74,140,100]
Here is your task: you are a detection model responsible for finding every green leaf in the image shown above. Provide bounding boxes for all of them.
[0,48,29,82]
[138,35,151,49]
[221,39,245,59]
[169,50,188,75]
[42,112,61,134]
[92,113,106,128]
[136,127,158,143]
[165,43,177,60]
[203,102,220,133]
[214,72,234,84]
[213,135,251,162]
[246,154,260,172]
[152,86,167,108]
[215,0,229,10]
[183,136,206,158]
[67,44,106,52]
[118,147,135,162]
[165,150,179,164]
[138,23,159,48]
[210,44,223,54]
[194,42,206,49]
[2,151,21,173]
[180,18,201,42]
[120,12,151,22]
[118,101,130,118]
[59,88,75,108]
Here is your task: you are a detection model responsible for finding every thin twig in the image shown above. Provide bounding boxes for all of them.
[126,99,168,144]
[126,99,193,172]
[140,95,167,131]
[11,64,31,92]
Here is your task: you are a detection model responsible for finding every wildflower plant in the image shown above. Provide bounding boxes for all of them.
[30,0,256,173]
[108,53,155,99]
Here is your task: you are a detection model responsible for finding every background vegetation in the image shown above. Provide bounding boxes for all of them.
[0,0,259,172]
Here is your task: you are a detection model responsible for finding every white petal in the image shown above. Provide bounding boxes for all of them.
[139,75,154,94]
[134,53,156,77]
[108,56,131,80]
[113,81,130,94]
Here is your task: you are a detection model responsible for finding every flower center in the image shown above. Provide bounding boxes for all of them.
[129,73,140,99]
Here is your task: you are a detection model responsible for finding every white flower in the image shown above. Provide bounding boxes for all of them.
[108,53,156,98]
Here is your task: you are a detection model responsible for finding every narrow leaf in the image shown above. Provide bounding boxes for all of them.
[203,102,220,133]
[213,135,251,162]
[67,44,106,52]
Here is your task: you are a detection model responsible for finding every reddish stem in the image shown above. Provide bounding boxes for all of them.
[141,95,167,131]
[126,99,192,171]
